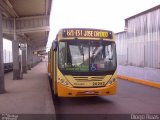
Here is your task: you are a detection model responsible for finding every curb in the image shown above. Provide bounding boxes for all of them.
[117,75,160,89]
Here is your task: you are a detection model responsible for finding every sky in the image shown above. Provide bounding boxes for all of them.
[46,0,160,50]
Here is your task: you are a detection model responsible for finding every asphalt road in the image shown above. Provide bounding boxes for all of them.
[53,79,160,120]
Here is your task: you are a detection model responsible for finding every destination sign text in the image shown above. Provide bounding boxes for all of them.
[63,29,113,39]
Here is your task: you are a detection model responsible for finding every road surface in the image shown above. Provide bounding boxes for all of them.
[52,79,160,120]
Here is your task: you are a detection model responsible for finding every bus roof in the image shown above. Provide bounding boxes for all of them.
[56,28,114,40]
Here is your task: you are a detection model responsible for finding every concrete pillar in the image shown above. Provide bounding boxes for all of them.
[31,47,34,68]
[12,40,21,79]
[0,12,5,93]
[12,18,22,80]
[34,55,37,65]
[19,48,23,79]
[22,44,27,73]
[27,45,31,70]
[33,54,35,67]
[30,46,32,68]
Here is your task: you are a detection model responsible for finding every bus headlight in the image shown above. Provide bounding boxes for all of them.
[58,78,70,86]
[63,82,69,85]
[108,78,116,85]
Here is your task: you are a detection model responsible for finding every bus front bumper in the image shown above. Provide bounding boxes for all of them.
[57,82,117,97]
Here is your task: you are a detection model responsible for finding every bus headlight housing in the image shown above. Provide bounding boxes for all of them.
[107,78,116,85]
[58,78,71,87]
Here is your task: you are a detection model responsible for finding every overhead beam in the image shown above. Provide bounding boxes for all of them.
[16,26,50,34]
[16,16,49,29]
[0,0,18,17]
[45,0,48,15]
[2,15,50,34]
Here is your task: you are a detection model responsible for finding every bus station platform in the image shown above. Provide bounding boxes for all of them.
[0,62,55,114]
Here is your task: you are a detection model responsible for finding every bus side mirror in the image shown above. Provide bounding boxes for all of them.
[52,41,57,51]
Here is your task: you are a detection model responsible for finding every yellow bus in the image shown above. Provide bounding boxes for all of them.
[48,28,117,97]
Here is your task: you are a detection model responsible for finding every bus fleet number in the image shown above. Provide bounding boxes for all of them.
[93,82,105,86]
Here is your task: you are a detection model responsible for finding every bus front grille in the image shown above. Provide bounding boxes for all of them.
[73,76,105,81]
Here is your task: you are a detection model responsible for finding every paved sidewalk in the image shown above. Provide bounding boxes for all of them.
[117,65,160,88]
[0,62,55,114]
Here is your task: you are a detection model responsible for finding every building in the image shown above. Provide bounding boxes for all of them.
[116,5,160,83]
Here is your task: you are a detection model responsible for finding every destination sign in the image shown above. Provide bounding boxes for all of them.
[62,28,113,39]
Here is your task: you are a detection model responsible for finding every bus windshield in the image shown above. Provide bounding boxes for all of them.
[58,40,117,75]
